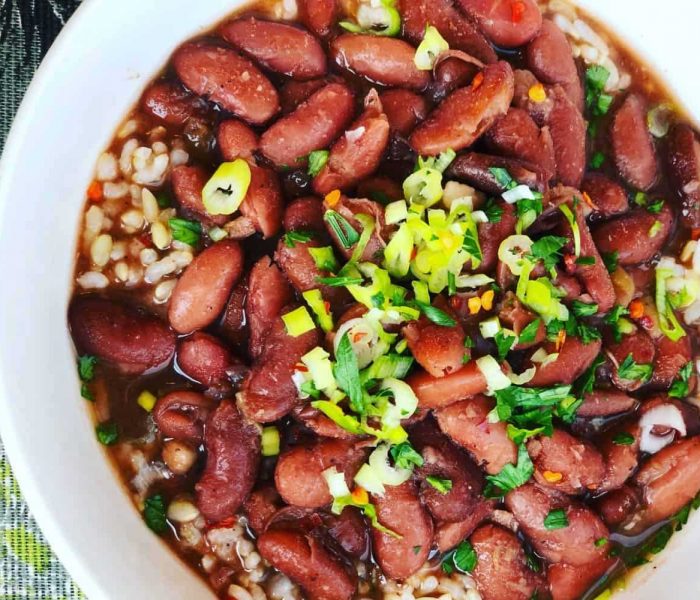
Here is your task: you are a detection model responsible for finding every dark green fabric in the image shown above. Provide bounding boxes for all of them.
[1,1,84,596]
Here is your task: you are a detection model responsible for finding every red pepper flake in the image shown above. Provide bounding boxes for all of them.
[353,332,367,343]
[410,247,418,261]
[295,363,308,372]
[629,299,644,319]
[511,0,526,23]
[324,301,331,313]
[563,253,577,274]
[87,180,103,202]
[471,72,485,90]
[638,315,654,330]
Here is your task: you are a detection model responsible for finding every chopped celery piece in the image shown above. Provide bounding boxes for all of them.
[281,306,316,337]
[302,289,334,333]
[385,200,408,225]
[301,346,337,393]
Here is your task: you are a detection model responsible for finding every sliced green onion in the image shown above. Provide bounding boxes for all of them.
[414,25,449,70]
[323,466,352,498]
[498,235,534,276]
[426,476,453,494]
[341,0,401,37]
[308,150,330,177]
[202,159,252,216]
[648,220,663,238]
[384,222,414,278]
[301,346,337,396]
[559,204,581,257]
[302,290,334,333]
[656,268,687,342]
[308,246,340,273]
[261,426,281,457]
[363,354,414,380]
[379,378,419,428]
[324,210,360,249]
[208,227,228,242]
[385,200,409,225]
[412,280,431,304]
[349,214,376,264]
[403,167,444,207]
[281,306,316,337]
[502,185,535,204]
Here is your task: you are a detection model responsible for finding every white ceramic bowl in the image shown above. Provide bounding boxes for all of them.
[1,0,699,598]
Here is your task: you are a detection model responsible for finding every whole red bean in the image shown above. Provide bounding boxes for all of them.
[611,94,659,191]
[379,89,429,138]
[297,0,337,37]
[217,119,258,161]
[217,279,248,348]
[283,197,327,235]
[195,400,260,523]
[173,42,279,124]
[141,80,207,126]
[528,336,602,387]
[170,165,227,227]
[512,69,553,126]
[458,0,542,48]
[577,389,638,418]
[605,329,656,391]
[548,85,586,187]
[548,557,618,600]
[582,173,630,220]
[168,240,244,334]
[323,507,369,559]
[448,152,549,194]
[594,485,641,529]
[260,82,355,167]
[356,176,404,204]
[666,123,700,228]
[69,296,175,375]
[243,485,282,535]
[434,500,494,552]
[598,422,640,492]
[526,20,578,85]
[176,332,234,387]
[152,390,215,444]
[410,62,515,156]
[371,481,434,580]
[279,78,328,113]
[403,311,466,378]
[408,362,488,410]
[292,405,357,440]
[429,57,480,104]
[650,332,693,390]
[239,165,284,239]
[477,201,517,274]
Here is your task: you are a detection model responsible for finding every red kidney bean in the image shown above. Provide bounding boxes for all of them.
[408,361,488,409]
[605,329,656,391]
[471,524,547,600]
[436,395,517,474]
[275,439,367,508]
[141,80,208,126]
[477,200,517,274]
[292,405,357,440]
[260,82,355,167]
[217,279,248,347]
[528,429,606,495]
[331,34,430,91]
[629,437,700,532]
[399,0,497,64]
[498,292,546,349]
[611,94,659,191]
[448,152,549,195]
[283,196,326,235]
[379,89,429,138]
[246,257,294,359]
[593,204,673,266]
[650,333,693,390]
[528,336,602,387]
[403,309,466,378]
[548,556,618,600]
[173,42,279,124]
[485,108,556,178]
[505,483,610,566]
[577,389,638,418]
[434,500,494,552]
[243,485,282,535]
[239,307,321,423]
[323,507,369,558]
[168,241,244,334]
[597,422,641,492]
[298,0,337,37]
[666,123,700,228]
[195,400,260,523]
[410,62,515,156]
[238,164,284,239]
[547,85,586,187]
[582,173,629,220]
[170,165,228,227]
[257,528,357,600]
[313,90,390,195]
[356,177,404,204]
[177,332,235,387]
[526,20,578,85]
[220,17,326,80]
[371,481,434,580]
[279,78,328,113]
[152,390,214,444]
[457,0,542,48]
[429,57,480,104]
[554,270,583,301]
[69,296,175,374]
[512,69,553,126]
[593,485,641,528]
[216,119,258,161]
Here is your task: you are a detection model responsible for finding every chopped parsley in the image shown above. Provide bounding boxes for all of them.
[484,198,504,223]
[612,432,635,446]
[316,276,364,287]
[576,256,596,266]
[334,332,365,415]
[169,218,202,246]
[390,442,424,470]
[484,444,534,498]
[585,65,613,116]
[590,151,606,169]
[604,304,630,343]
[669,362,694,398]
[95,422,118,446]
[602,251,619,273]
[572,300,599,317]
[283,230,314,248]
[518,318,541,344]
[411,301,457,328]
[494,330,516,361]
[530,235,567,270]
[489,167,516,189]
[143,494,168,534]
[78,355,97,401]
[617,354,653,384]
[426,476,453,494]
[442,540,478,574]
[307,150,330,177]
[544,508,569,530]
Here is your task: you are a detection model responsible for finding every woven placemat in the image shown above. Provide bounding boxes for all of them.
[1,1,84,597]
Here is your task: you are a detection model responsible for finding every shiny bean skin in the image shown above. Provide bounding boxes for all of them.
[505,483,610,566]
[498,292,546,349]
[292,405,357,440]
[592,204,673,266]
[69,296,175,375]
[594,485,641,529]
[356,176,403,204]
[528,336,602,387]
[429,57,480,105]
[379,89,429,137]
[246,257,294,359]
[195,400,260,523]
[548,85,586,187]
[216,119,259,161]
[666,123,700,228]
[477,201,517,274]
[283,197,326,235]
[279,78,328,113]
[258,528,357,600]
[470,525,547,600]
[260,82,355,167]
[512,69,553,126]
[168,241,244,334]
[140,80,207,126]
[528,429,606,495]
[331,34,430,91]
[152,390,214,444]
[170,165,228,227]
[239,165,284,239]
[408,361,488,409]
[457,0,542,48]
[577,389,638,418]
[410,62,515,156]
[598,422,641,492]
[323,507,369,559]
[436,395,517,474]
[313,91,390,194]
[650,332,693,390]
[448,152,549,195]
[177,332,234,387]
[399,0,497,64]
[403,310,466,378]
[243,485,282,535]
[611,94,659,191]
[297,0,337,37]
[548,557,618,600]
[434,500,494,553]
[526,20,578,86]
[274,439,367,508]
[371,481,434,580]
[173,42,279,124]
[582,173,630,220]
[220,17,326,80]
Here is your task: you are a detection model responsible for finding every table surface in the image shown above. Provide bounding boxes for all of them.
[1,1,84,596]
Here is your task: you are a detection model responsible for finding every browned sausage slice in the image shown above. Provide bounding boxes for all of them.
[666,123,700,228]
[457,0,542,48]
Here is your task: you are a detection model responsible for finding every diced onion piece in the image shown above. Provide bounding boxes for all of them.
[384,222,413,277]
[456,274,494,289]
[282,306,316,337]
[302,289,334,333]
[414,25,449,70]
[403,167,444,206]
[202,159,251,216]
[502,184,535,204]
[354,463,386,496]
[208,227,228,242]
[323,466,352,498]
[472,210,488,224]
[476,355,511,393]
[505,363,536,385]
[498,235,534,276]
[380,378,419,427]
[385,199,408,225]
[350,0,401,37]
[301,346,337,394]
[479,316,502,339]
[639,404,686,454]
[442,181,475,210]
[531,348,560,367]
[647,104,674,138]
[261,426,281,457]
[368,444,413,485]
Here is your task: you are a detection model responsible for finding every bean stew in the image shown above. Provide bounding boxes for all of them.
[68,0,700,598]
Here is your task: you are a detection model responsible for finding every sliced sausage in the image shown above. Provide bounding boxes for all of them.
[170,165,228,228]
[666,123,700,228]
[173,42,279,124]
[195,401,260,523]
[380,89,429,137]
[168,241,244,334]
[69,296,175,375]
[220,17,326,80]
[528,336,602,387]
[410,62,515,156]
[457,0,542,48]
[275,439,367,508]
[141,80,207,126]
[217,119,259,161]
[408,361,488,409]
[297,0,337,38]
[611,94,659,191]
[581,173,629,220]
[260,82,355,168]
[177,332,235,387]
[526,20,578,86]
[152,390,214,444]
[447,152,549,195]
[371,481,434,580]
